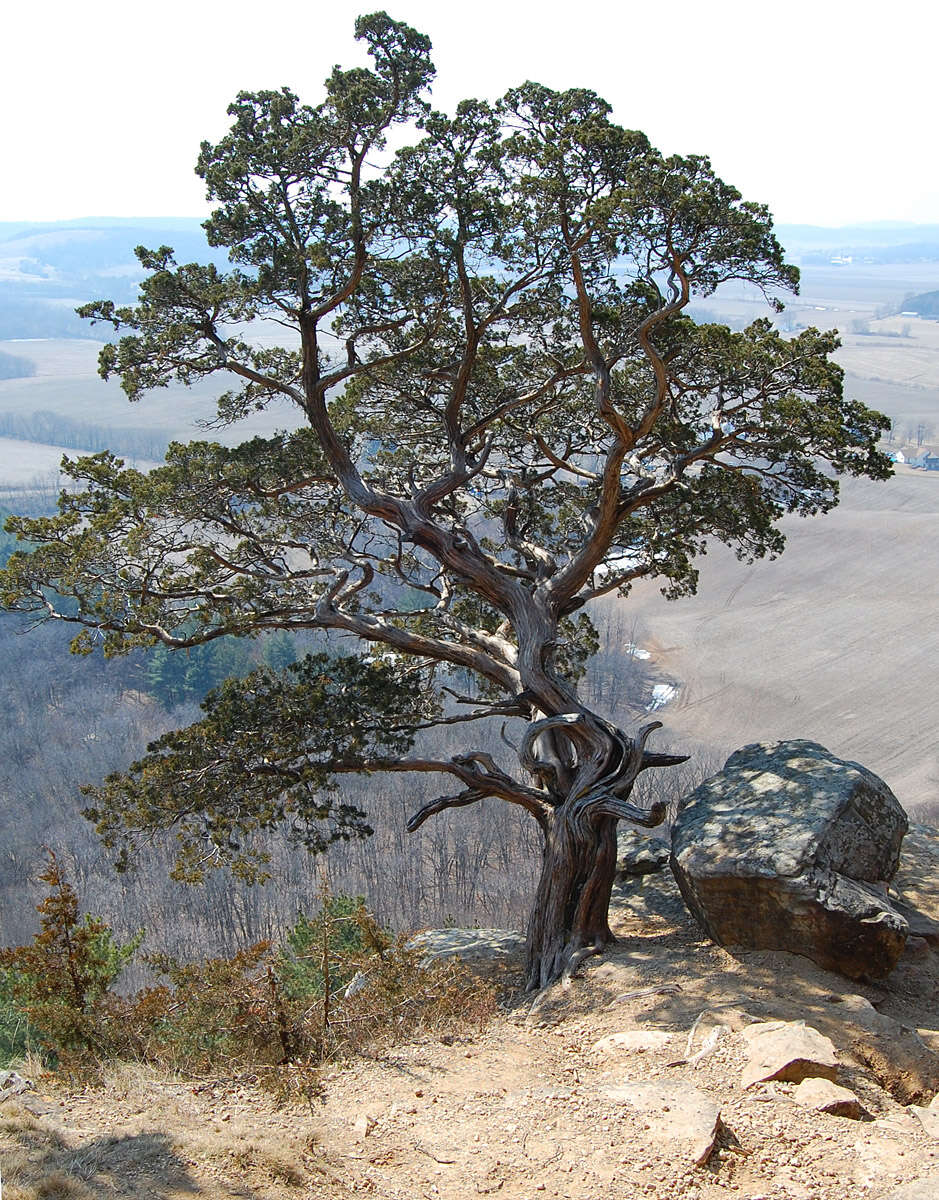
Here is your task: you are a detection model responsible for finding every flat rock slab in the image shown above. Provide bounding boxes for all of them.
[407,928,525,963]
[603,1080,723,1165]
[741,1021,839,1088]
[591,1030,675,1054]
[909,1105,939,1140]
[793,1077,869,1119]
[883,1178,939,1200]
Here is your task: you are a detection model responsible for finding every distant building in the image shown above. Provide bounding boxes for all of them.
[908,447,939,470]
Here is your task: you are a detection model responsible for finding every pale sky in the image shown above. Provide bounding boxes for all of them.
[3,0,937,227]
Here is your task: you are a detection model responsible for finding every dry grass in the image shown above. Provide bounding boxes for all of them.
[178,1119,313,1188]
[0,1105,95,1200]
[0,1093,336,1198]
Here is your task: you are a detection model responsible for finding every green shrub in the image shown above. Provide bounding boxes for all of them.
[276,894,390,1000]
[0,853,142,1071]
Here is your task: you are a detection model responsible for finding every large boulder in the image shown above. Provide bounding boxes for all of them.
[670,739,910,980]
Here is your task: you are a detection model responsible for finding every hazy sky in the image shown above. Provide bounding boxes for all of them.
[4,0,936,227]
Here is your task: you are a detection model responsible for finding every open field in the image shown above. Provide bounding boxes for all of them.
[0,437,75,484]
[839,317,939,391]
[0,338,298,449]
[620,466,939,812]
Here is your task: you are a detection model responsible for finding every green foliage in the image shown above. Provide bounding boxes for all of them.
[143,636,253,708]
[0,853,142,1068]
[135,909,493,1084]
[0,866,494,1085]
[0,971,38,1066]
[136,942,281,1072]
[276,895,390,1000]
[0,13,895,968]
[0,507,30,569]
[261,629,299,672]
[82,652,437,881]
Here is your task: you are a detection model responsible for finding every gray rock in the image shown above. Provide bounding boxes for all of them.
[407,928,525,965]
[671,740,909,980]
[616,827,671,879]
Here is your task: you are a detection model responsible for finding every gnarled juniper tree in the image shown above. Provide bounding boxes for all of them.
[0,13,890,988]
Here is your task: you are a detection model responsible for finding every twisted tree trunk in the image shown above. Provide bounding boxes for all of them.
[514,693,679,989]
[525,807,620,990]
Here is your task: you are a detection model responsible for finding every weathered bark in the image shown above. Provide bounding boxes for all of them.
[525,807,621,990]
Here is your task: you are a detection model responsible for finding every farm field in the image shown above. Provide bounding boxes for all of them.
[0,337,298,450]
[0,435,75,484]
[622,465,939,812]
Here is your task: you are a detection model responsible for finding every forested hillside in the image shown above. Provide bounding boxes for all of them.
[0,578,675,960]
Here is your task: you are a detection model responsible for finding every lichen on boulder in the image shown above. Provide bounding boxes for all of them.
[670,739,909,980]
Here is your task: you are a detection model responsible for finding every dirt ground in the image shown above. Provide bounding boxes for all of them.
[3,870,938,1200]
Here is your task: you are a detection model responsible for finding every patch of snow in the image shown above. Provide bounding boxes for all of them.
[594,552,642,583]
[647,683,678,712]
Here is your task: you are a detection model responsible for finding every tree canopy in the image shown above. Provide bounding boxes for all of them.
[0,12,891,988]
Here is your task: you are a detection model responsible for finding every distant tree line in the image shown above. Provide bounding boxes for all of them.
[0,409,171,461]
[0,299,89,340]
[900,290,939,319]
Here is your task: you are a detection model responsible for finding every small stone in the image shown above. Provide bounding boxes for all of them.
[591,1030,674,1054]
[793,1078,869,1119]
[352,1113,376,1137]
[740,1021,839,1088]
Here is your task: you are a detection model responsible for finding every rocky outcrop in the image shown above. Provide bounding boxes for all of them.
[407,928,525,967]
[670,740,910,980]
[615,827,670,880]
